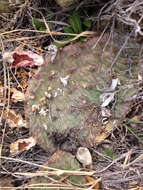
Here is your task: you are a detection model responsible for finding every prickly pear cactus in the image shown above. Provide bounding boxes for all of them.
[25,35,142,153]
[29,150,86,189]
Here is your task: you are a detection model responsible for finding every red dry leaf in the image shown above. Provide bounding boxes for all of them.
[10,137,36,155]
[3,109,27,128]
[3,48,44,67]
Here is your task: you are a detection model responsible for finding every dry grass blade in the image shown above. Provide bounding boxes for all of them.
[123,153,143,169]
[13,170,95,177]
[122,149,132,169]
[54,31,96,44]
[0,36,10,165]
[0,29,96,43]
[0,156,95,176]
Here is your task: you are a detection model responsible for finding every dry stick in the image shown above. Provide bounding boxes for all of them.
[0,156,95,176]
[92,21,110,49]
[1,29,95,44]
[0,29,76,36]
[97,0,114,21]
[0,37,6,123]
[95,0,114,35]
[32,18,71,27]
[93,150,112,161]
[7,170,95,177]
[0,186,87,190]
[31,7,96,45]
[0,37,8,164]
[102,1,143,74]
[30,7,54,41]
[0,14,10,21]
[28,183,82,188]
[102,27,112,53]
[122,149,133,169]
[9,69,24,92]
[86,177,102,190]
[124,1,143,14]
[117,14,143,36]
[0,156,61,171]
[1,65,11,164]
[102,16,115,64]
[124,153,143,169]
[94,151,131,174]
[7,65,10,110]
[106,1,143,73]
[105,30,133,74]
[9,0,29,28]
[3,34,48,42]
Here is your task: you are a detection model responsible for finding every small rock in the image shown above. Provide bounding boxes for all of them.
[76,147,92,166]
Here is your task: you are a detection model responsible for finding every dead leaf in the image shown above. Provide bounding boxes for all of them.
[95,121,114,144]
[101,107,111,118]
[99,78,120,107]
[45,44,58,63]
[0,84,4,106]
[11,88,25,102]
[3,109,27,128]
[138,72,143,81]
[60,75,70,87]
[16,68,29,89]
[86,176,100,190]
[10,137,36,155]
[97,78,120,92]
[131,116,139,121]
[100,92,115,107]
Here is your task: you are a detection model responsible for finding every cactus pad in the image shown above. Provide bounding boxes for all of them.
[25,36,142,153]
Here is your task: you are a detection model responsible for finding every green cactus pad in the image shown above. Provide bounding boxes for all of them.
[29,150,86,189]
[25,35,142,153]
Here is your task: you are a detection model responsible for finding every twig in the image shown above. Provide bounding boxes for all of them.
[95,151,131,174]
[92,21,110,49]
[105,30,133,74]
